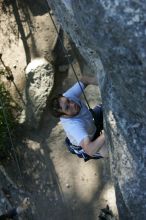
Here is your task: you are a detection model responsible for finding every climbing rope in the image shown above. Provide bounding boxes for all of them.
[46,1,91,110]
[0,96,33,219]
[0,94,42,220]
[0,54,26,106]
[0,97,25,188]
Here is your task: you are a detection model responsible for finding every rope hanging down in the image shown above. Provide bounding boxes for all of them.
[0,87,41,220]
[0,97,32,219]
[46,1,91,110]
[0,97,25,188]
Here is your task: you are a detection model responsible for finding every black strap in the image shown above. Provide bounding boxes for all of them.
[89,107,103,135]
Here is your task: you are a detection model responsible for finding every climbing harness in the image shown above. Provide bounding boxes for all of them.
[65,137,103,162]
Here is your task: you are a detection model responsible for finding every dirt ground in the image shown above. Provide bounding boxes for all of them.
[0,1,118,219]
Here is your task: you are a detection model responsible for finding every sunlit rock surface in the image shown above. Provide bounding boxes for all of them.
[48,1,146,219]
[23,58,54,128]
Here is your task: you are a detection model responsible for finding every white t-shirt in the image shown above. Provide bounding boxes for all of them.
[60,82,96,146]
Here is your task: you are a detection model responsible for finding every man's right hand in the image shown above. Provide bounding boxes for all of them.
[80,133,105,156]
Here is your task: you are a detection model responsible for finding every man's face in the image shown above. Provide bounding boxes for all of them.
[59,96,80,117]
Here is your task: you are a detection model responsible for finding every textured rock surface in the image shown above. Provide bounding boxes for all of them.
[23,58,54,128]
[48,1,146,219]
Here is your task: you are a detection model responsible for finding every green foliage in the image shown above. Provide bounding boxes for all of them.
[0,82,15,157]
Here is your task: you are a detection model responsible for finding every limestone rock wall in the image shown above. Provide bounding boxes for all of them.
[47,1,146,219]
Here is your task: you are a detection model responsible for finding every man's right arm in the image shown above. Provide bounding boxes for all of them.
[79,133,105,156]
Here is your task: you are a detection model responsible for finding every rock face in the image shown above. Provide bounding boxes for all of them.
[23,58,54,128]
[47,1,146,220]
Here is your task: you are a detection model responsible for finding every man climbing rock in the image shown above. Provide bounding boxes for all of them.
[50,76,108,161]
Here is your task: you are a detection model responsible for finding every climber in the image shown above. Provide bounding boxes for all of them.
[49,75,108,161]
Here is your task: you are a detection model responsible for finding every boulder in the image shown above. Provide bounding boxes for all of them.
[22,58,54,128]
